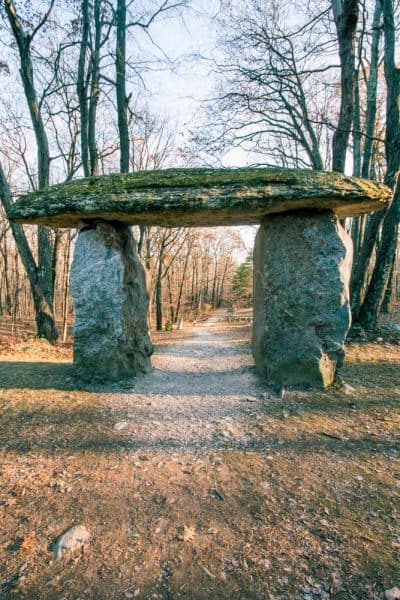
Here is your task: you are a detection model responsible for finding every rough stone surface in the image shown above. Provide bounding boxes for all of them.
[71,222,153,381]
[252,211,352,389]
[8,167,390,228]
[54,525,91,559]
[385,588,400,600]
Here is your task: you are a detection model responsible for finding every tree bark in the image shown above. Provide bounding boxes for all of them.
[331,0,359,172]
[351,210,385,319]
[352,69,361,177]
[174,245,190,323]
[0,163,58,342]
[3,0,58,341]
[77,0,90,177]
[155,238,166,331]
[116,0,130,173]
[361,0,382,179]
[358,176,400,328]
[381,0,400,188]
[381,251,396,312]
[357,0,400,327]
[88,0,101,175]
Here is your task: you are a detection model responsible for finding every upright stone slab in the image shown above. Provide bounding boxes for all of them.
[253,211,353,388]
[71,222,153,381]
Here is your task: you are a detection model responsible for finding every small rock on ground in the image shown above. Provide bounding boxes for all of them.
[385,588,400,600]
[114,421,129,430]
[54,525,91,559]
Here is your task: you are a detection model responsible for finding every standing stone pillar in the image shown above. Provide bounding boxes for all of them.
[252,211,353,389]
[71,222,153,381]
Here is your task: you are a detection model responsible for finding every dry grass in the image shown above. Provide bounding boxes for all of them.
[0,326,399,599]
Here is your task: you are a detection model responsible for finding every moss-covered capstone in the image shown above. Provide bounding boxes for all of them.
[8,167,391,228]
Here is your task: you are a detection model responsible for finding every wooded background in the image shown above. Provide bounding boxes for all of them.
[0,0,399,342]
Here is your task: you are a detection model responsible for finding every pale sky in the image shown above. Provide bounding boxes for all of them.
[142,3,219,123]
[131,1,251,167]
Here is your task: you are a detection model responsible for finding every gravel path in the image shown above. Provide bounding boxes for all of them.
[111,321,265,451]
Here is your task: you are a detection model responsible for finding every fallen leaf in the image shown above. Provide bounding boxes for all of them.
[177,526,196,542]
[21,531,36,550]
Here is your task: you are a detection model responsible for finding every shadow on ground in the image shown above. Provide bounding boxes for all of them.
[1,327,400,600]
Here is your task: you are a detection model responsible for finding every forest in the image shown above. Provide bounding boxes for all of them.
[1,2,400,599]
[0,0,399,339]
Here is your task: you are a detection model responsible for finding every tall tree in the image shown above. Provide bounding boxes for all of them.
[0,161,57,341]
[77,0,111,176]
[113,0,188,173]
[2,0,58,341]
[191,1,339,169]
[350,0,384,319]
[361,0,382,179]
[115,0,130,173]
[358,0,400,328]
[77,0,91,176]
[331,0,359,172]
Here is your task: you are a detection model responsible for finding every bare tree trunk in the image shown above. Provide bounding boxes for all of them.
[174,246,190,323]
[381,0,400,188]
[88,0,101,175]
[211,258,218,308]
[217,257,230,307]
[350,0,383,320]
[359,180,400,327]
[358,0,400,327]
[361,0,382,179]
[62,232,72,343]
[155,237,166,331]
[155,267,163,331]
[351,210,385,320]
[381,251,396,313]
[331,0,359,172]
[0,163,58,342]
[77,0,90,177]
[167,272,175,323]
[352,63,361,177]
[116,0,130,173]
[0,236,12,314]
[3,0,58,342]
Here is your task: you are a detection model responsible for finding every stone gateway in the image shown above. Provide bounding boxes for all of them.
[8,167,391,388]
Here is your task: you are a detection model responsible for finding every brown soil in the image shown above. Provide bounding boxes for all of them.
[0,321,399,599]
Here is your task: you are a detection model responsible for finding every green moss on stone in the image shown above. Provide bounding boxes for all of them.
[8,167,392,228]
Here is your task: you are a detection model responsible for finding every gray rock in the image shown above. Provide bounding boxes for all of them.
[342,382,356,395]
[219,430,231,439]
[114,421,129,430]
[8,167,390,228]
[385,588,400,600]
[54,525,91,559]
[252,211,352,388]
[71,222,153,381]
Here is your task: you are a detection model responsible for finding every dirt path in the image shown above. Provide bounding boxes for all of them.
[0,322,400,599]
[111,320,262,451]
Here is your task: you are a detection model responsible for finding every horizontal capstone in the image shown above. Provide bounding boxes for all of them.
[8,167,391,228]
